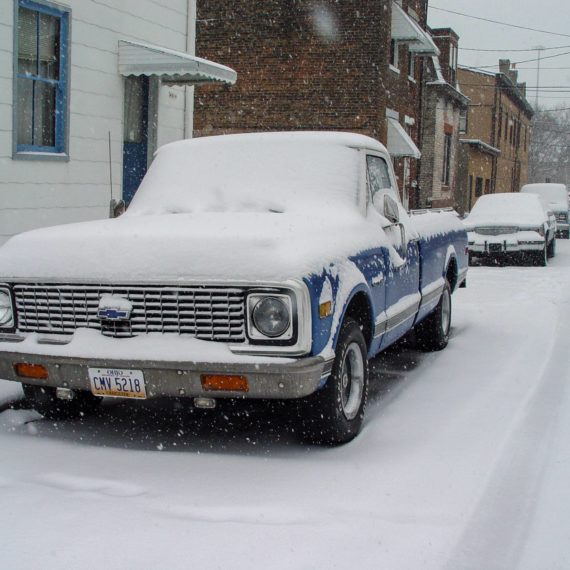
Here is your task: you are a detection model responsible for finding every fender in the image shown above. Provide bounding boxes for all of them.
[330,283,375,353]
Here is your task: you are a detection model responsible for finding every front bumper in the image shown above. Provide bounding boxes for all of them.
[468,233,545,255]
[0,333,332,400]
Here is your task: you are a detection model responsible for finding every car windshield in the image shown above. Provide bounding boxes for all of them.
[127,133,362,216]
[521,184,569,208]
[467,193,545,226]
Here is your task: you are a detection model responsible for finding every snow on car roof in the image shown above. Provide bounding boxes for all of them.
[126,132,385,216]
[520,183,569,208]
[466,193,547,227]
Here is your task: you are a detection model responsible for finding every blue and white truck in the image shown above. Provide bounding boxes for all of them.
[0,132,467,444]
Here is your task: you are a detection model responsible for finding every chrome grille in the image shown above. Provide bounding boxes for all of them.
[13,284,246,342]
[474,226,517,236]
[555,213,567,222]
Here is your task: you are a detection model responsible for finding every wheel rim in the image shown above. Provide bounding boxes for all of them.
[441,289,451,335]
[340,343,364,421]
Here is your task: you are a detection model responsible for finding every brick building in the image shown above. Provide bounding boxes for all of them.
[418,28,469,209]
[194,0,439,208]
[457,61,534,212]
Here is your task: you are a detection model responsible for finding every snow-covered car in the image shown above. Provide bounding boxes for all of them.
[520,183,569,239]
[0,132,468,444]
[465,193,556,265]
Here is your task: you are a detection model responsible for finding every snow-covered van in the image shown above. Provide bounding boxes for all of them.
[520,183,569,238]
[0,133,468,444]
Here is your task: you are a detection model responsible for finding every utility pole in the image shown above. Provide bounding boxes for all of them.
[533,45,545,109]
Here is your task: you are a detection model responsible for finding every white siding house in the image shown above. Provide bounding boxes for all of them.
[0,0,235,245]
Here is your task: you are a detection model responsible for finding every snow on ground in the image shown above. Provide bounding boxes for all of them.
[1,243,570,569]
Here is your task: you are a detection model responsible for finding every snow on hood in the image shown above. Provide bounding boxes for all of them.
[464,193,546,229]
[0,210,392,283]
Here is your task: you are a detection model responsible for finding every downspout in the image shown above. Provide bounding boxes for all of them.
[184,0,197,139]
[491,77,499,193]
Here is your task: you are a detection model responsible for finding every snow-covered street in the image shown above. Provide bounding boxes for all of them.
[1,243,569,570]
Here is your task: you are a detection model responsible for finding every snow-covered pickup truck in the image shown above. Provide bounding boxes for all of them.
[0,132,467,444]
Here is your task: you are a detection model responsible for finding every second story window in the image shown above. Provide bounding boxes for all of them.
[390,39,399,71]
[408,50,415,78]
[442,133,452,186]
[15,0,70,157]
[449,44,458,85]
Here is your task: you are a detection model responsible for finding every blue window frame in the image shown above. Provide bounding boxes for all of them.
[14,0,69,157]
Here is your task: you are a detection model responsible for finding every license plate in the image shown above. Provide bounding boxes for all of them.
[489,243,502,253]
[88,368,146,399]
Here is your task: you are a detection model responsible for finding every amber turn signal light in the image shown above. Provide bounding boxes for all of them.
[201,374,249,392]
[319,301,332,318]
[14,363,49,380]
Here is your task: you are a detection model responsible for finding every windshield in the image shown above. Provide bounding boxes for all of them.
[467,193,545,226]
[127,134,362,216]
[521,184,569,208]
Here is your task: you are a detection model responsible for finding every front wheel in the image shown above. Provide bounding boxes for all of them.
[533,245,547,267]
[415,279,451,352]
[547,238,556,259]
[22,384,101,420]
[299,318,369,445]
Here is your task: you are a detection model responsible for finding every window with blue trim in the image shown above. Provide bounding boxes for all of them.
[16,0,69,155]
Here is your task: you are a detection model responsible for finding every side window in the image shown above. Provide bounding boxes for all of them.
[367,155,393,201]
[15,0,70,157]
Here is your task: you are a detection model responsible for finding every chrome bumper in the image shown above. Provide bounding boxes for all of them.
[469,242,544,254]
[0,338,332,400]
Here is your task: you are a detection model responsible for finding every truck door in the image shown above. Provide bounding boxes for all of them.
[367,155,420,349]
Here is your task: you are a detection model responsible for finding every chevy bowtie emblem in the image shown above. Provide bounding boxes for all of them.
[97,295,133,321]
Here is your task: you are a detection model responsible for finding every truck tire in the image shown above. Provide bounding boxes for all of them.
[547,238,556,259]
[299,318,369,445]
[22,384,101,420]
[415,279,451,352]
[533,245,547,267]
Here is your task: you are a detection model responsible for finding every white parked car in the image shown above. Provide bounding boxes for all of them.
[520,183,569,239]
[465,193,556,266]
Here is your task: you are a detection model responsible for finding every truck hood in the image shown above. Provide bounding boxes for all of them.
[0,212,386,283]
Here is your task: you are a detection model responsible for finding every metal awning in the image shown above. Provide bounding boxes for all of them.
[387,118,421,159]
[391,3,439,55]
[118,40,237,86]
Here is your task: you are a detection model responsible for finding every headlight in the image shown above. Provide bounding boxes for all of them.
[520,226,545,237]
[247,293,293,341]
[0,289,14,328]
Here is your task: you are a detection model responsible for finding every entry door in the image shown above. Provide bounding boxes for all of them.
[122,76,149,204]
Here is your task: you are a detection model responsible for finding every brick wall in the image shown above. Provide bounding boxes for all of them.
[194,1,391,140]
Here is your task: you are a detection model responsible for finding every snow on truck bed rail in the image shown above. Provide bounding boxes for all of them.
[409,209,465,239]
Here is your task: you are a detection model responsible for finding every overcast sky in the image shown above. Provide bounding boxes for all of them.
[427,0,570,110]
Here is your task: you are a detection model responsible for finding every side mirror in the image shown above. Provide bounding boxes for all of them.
[383,195,400,224]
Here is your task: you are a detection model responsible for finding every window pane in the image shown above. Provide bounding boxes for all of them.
[124,77,146,143]
[18,8,38,75]
[367,156,392,198]
[17,77,34,145]
[38,13,60,80]
[34,81,56,147]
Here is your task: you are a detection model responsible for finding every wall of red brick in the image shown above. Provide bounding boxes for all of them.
[194,1,391,140]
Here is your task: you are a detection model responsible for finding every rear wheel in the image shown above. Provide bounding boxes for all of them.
[22,384,101,420]
[299,318,368,445]
[415,279,451,352]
